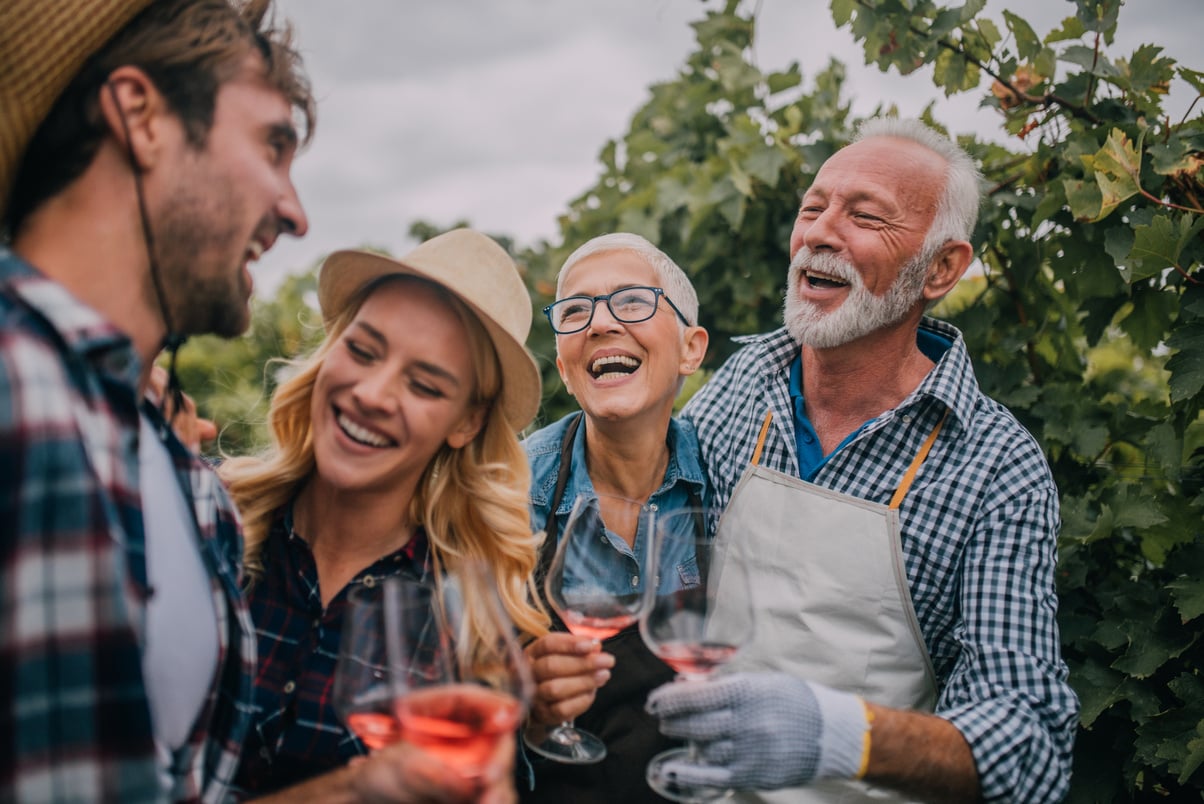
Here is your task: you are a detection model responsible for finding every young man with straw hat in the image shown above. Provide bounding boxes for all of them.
[0,2,516,802]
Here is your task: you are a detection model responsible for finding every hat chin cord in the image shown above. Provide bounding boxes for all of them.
[107,82,187,432]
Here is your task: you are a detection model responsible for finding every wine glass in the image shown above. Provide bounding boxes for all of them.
[524,493,653,764]
[334,561,534,778]
[640,506,753,803]
[333,579,403,751]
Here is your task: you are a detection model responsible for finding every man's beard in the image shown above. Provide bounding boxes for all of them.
[783,245,935,349]
[152,176,255,339]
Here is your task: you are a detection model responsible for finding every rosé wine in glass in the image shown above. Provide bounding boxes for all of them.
[396,684,522,775]
[639,506,753,803]
[345,709,402,751]
[526,494,653,765]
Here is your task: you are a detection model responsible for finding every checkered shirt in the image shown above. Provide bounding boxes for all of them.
[232,511,429,798]
[682,318,1080,804]
[0,248,255,802]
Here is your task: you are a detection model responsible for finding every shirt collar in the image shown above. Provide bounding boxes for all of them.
[0,247,140,385]
[737,318,978,432]
[554,414,707,517]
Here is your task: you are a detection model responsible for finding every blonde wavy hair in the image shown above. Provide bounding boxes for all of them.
[219,274,549,641]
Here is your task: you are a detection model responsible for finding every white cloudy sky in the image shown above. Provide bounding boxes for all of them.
[257,0,1198,292]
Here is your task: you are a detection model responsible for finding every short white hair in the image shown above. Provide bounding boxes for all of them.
[555,233,699,326]
[853,117,982,250]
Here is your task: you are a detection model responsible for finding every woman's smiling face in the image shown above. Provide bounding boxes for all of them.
[554,251,705,425]
[310,278,484,497]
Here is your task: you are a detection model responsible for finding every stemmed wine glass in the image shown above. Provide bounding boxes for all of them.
[333,578,402,751]
[524,493,653,764]
[640,506,753,803]
[333,561,534,777]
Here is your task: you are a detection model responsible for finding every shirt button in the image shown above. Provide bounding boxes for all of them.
[259,747,271,760]
[362,575,376,588]
[631,575,640,588]
[648,503,658,512]
[312,618,321,629]
[902,414,912,423]
[283,680,296,694]
[801,432,814,443]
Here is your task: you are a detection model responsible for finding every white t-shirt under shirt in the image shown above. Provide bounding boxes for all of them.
[137,414,219,785]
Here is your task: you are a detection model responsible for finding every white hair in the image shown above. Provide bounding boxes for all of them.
[555,233,699,326]
[853,117,982,251]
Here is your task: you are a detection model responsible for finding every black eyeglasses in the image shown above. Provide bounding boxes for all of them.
[543,286,690,335]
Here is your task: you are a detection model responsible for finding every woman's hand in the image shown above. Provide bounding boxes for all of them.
[524,632,614,728]
[147,365,217,452]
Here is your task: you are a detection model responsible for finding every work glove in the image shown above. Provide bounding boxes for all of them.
[645,671,870,791]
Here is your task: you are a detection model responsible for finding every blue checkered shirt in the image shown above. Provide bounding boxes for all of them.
[0,247,255,802]
[682,319,1079,803]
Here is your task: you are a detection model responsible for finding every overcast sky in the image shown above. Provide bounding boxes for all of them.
[257,0,1199,292]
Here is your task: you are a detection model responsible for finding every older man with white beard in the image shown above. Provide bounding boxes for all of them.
[646,118,1079,804]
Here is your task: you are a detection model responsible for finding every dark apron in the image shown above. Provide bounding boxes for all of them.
[522,413,687,804]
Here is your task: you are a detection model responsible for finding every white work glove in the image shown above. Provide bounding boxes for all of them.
[645,671,870,791]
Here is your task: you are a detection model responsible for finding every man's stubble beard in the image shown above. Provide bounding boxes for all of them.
[151,169,254,340]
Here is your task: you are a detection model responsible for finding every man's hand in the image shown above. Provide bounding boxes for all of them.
[645,672,869,791]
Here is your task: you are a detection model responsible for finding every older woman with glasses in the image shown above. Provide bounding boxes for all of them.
[520,233,709,803]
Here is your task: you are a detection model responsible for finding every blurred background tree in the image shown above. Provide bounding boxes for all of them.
[179,0,1201,797]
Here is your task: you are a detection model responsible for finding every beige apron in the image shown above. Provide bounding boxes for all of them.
[710,411,944,804]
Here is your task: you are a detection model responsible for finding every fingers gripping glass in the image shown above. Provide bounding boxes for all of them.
[543,286,690,334]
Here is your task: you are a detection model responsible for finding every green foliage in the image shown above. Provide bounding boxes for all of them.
[174,267,325,457]
[830,0,1204,798]
[186,0,1202,798]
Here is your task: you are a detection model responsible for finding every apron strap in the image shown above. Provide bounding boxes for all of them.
[752,407,949,510]
[751,411,774,467]
[888,409,948,510]
[535,412,585,585]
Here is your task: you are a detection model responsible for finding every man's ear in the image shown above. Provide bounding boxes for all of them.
[922,240,974,302]
[97,65,170,172]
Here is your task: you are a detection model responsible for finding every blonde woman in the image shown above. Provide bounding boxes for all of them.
[219,229,549,798]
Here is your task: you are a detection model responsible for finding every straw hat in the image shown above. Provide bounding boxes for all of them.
[318,229,542,431]
[0,0,155,223]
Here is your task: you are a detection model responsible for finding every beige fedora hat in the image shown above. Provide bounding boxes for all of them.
[0,0,155,224]
[318,229,542,431]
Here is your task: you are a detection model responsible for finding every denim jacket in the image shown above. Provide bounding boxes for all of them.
[524,412,708,596]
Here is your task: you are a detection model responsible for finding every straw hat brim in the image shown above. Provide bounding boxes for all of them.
[318,230,542,432]
[0,0,156,223]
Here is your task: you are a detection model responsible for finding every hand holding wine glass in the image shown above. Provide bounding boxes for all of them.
[639,506,754,803]
[524,493,652,764]
[334,561,533,781]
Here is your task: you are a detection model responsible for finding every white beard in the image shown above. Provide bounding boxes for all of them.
[783,247,932,348]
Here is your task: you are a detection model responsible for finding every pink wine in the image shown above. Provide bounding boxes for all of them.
[559,609,638,640]
[346,711,402,751]
[396,684,522,774]
[653,641,738,677]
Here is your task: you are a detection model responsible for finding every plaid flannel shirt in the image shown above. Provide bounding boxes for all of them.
[682,319,1079,804]
[0,248,255,803]
[232,510,430,798]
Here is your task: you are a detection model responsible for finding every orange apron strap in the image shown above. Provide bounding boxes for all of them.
[751,411,774,467]
[889,409,949,510]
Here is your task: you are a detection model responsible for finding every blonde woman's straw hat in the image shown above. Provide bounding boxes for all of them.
[318,229,542,431]
[0,0,155,223]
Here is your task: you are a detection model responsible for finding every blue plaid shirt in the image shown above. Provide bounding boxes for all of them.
[683,319,1079,804]
[0,248,255,802]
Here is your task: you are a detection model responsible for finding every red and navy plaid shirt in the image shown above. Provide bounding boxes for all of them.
[231,506,430,798]
[0,247,256,802]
